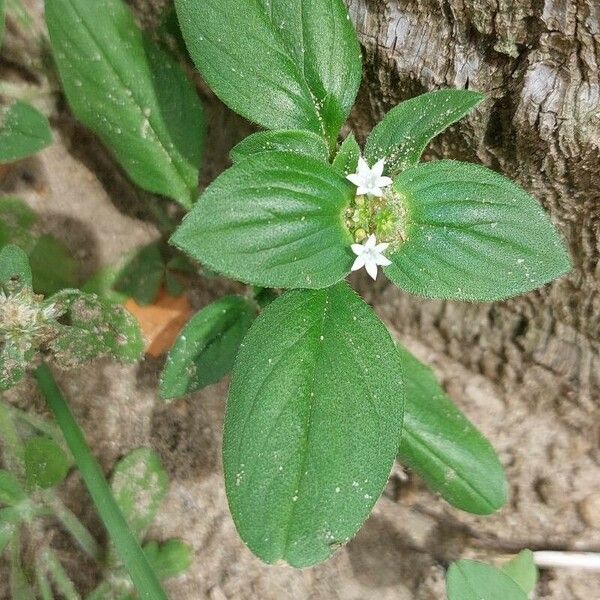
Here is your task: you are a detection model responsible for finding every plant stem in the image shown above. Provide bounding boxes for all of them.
[534,551,600,571]
[45,550,81,600]
[9,530,34,599]
[44,493,102,562]
[34,363,169,600]
[0,400,25,478]
[34,560,55,600]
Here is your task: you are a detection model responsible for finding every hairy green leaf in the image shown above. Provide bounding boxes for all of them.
[29,235,77,297]
[49,290,143,364]
[45,0,204,209]
[0,470,27,505]
[171,151,354,289]
[230,130,329,164]
[0,244,32,289]
[224,283,404,567]
[110,448,168,541]
[0,101,52,164]
[447,560,528,600]
[24,436,69,490]
[0,198,37,251]
[332,132,360,176]
[114,242,164,305]
[502,550,538,594]
[365,90,484,175]
[386,161,571,301]
[143,539,192,580]
[397,345,506,514]
[175,0,361,145]
[160,295,255,400]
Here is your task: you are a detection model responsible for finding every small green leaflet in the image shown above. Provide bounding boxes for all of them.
[502,550,538,595]
[386,161,571,301]
[0,470,27,506]
[110,448,168,541]
[0,244,32,288]
[175,0,361,145]
[114,242,165,305]
[332,132,360,176]
[397,345,506,515]
[160,295,256,400]
[0,507,20,554]
[0,101,52,164]
[29,235,77,296]
[365,90,484,175]
[172,152,354,289]
[143,539,193,581]
[446,560,528,600]
[0,198,37,251]
[45,0,204,209]
[230,130,330,164]
[224,282,404,567]
[24,437,70,490]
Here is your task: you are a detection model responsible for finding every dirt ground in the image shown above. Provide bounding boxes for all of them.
[0,119,598,599]
[1,2,600,598]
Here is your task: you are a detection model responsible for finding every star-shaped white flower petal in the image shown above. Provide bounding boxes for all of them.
[350,234,392,280]
[346,157,393,197]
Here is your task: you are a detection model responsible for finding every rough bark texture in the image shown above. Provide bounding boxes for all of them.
[348,0,600,428]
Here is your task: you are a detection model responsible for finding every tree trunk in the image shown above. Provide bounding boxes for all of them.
[348,0,600,429]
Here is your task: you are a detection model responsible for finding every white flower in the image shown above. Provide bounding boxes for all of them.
[351,234,392,280]
[346,157,393,197]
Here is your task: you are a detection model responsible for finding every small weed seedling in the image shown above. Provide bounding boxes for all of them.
[0,398,191,599]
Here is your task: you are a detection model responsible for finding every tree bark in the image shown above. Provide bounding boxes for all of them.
[347,0,600,431]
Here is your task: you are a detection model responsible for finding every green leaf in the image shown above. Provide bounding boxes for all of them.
[143,539,192,580]
[0,343,28,391]
[0,198,37,251]
[49,290,144,364]
[175,0,361,145]
[332,133,360,176]
[397,345,506,514]
[114,242,164,305]
[45,0,204,209]
[24,436,70,490]
[223,282,404,567]
[386,160,571,301]
[0,101,52,164]
[447,560,528,600]
[365,90,484,175]
[110,448,168,541]
[160,295,256,400]
[0,470,27,506]
[0,244,32,289]
[502,550,538,595]
[172,151,354,289]
[230,130,330,164]
[29,235,77,297]
[82,263,129,304]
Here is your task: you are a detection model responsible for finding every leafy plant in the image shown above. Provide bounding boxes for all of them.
[0,394,190,600]
[0,0,566,592]
[0,198,78,296]
[447,550,539,599]
[161,0,571,570]
[0,244,142,390]
[0,101,53,164]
